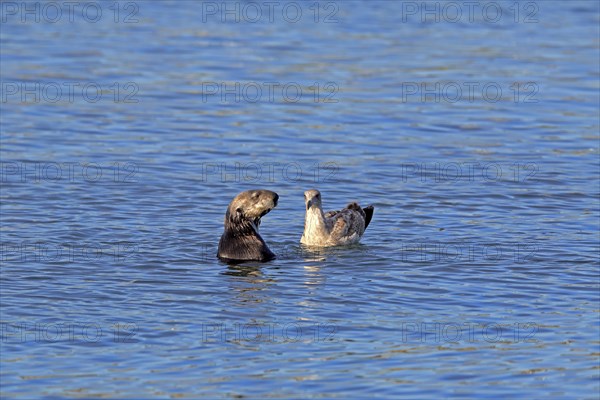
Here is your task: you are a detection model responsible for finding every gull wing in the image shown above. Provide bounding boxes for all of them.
[324,209,340,219]
[327,203,367,242]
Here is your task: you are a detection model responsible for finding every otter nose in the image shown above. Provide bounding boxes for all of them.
[273,193,279,206]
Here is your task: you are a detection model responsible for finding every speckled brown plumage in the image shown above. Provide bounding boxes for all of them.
[301,189,374,247]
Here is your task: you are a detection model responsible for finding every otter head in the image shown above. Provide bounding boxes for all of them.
[304,189,322,211]
[226,189,279,228]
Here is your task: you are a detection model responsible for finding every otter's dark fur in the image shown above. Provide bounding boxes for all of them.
[217,190,279,263]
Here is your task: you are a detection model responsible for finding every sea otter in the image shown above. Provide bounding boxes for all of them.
[301,189,374,247]
[217,189,279,263]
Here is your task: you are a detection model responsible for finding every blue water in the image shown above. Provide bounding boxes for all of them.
[1,1,599,398]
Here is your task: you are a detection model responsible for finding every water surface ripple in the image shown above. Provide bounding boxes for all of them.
[1,1,599,398]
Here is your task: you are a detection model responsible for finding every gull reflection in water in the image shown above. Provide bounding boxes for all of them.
[298,244,329,286]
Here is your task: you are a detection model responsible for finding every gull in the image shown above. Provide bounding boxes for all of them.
[301,189,374,247]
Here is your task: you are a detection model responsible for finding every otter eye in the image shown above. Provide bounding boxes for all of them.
[252,192,259,199]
